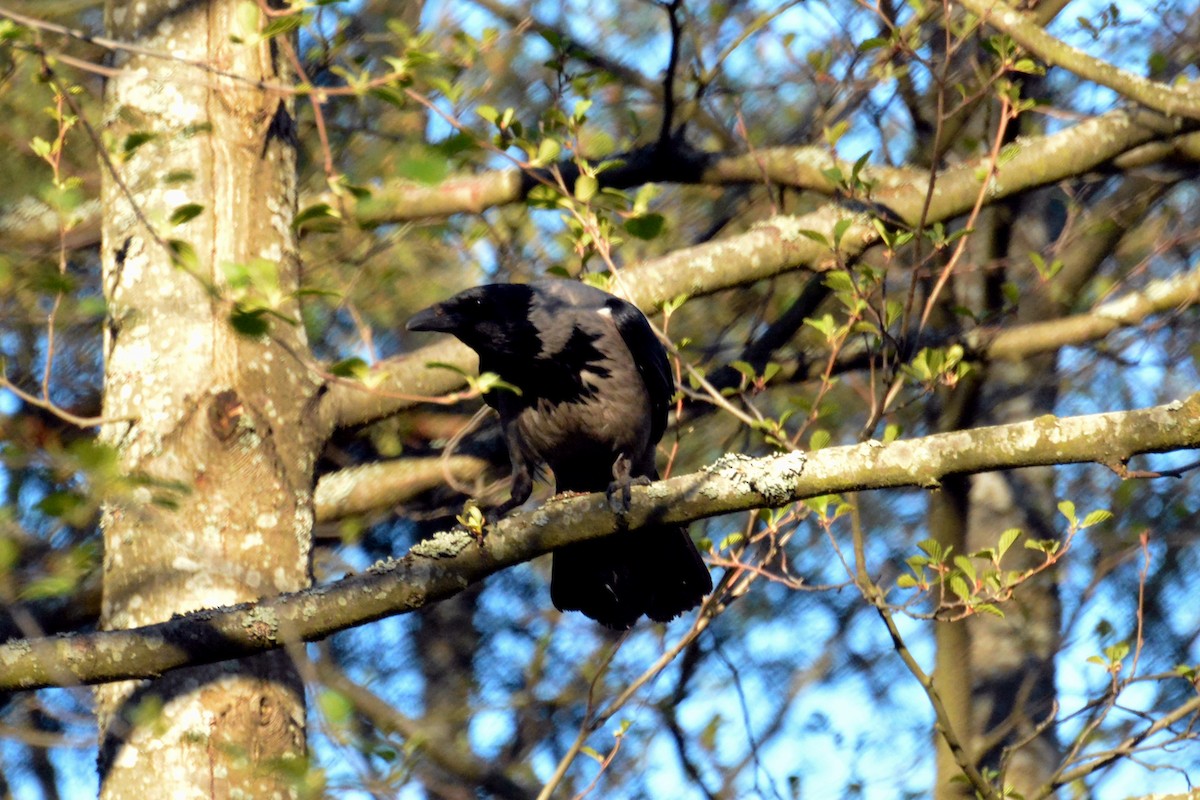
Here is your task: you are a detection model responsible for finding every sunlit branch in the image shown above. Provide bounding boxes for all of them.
[957,0,1200,119]
[0,393,1196,691]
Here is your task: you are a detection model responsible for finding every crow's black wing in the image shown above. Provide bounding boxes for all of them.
[605,297,673,445]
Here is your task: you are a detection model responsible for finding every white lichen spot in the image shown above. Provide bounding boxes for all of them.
[255,512,278,529]
[162,188,191,210]
[245,570,263,589]
[645,481,671,499]
[241,532,264,550]
[259,242,282,262]
[410,529,474,558]
[0,639,32,668]
[114,744,139,769]
[171,555,202,572]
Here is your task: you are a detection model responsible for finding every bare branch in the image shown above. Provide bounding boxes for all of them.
[328,108,1190,428]
[314,455,493,522]
[972,259,1200,360]
[0,393,1196,691]
[958,0,1200,119]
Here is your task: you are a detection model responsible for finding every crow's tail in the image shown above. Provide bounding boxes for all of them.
[550,524,712,630]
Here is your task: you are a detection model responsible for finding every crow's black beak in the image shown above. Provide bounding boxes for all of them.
[406,304,453,333]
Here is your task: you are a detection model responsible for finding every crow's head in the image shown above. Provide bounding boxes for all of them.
[406,283,540,359]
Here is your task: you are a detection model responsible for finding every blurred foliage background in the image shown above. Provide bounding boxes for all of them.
[1,0,1199,797]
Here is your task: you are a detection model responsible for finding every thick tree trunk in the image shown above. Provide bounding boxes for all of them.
[96,2,325,796]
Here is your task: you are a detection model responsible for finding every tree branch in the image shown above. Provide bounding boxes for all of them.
[314,455,493,522]
[957,0,1200,120]
[0,393,1197,691]
[327,108,1191,429]
[971,259,1200,361]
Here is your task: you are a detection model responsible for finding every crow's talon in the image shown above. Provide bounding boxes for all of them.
[606,480,632,514]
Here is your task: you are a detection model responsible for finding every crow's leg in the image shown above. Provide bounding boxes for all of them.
[607,453,651,513]
[490,422,534,522]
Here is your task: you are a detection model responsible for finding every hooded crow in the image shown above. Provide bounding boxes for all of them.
[407,279,712,629]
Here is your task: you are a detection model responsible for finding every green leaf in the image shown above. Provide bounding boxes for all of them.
[832,218,852,249]
[1057,500,1077,527]
[1024,538,1061,555]
[261,12,307,40]
[796,229,829,247]
[730,360,756,379]
[823,121,849,147]
[70,440,119,475]
[624,213,664,240]
[329,357,369,379]
[896,574,919,589]
[718,532,744,550]
[953,555,977,584]
[535,138,561,165]
[294,203,340,233]
[1080,509,1113,529]
[317,689,354,725]
[917,538,943,561]
[662,293,689,315]
[30,136,52,158]
[169,203,204,226]
[167,239,200,272]
[572,98,592,124]
[580,746,604,763]
[1002,281,1020,307]
[1103,642,1130,662]
[163,169,195,185]
[122,131,157,159]
[998,528,1021,558]
[36,491,86,522]
[803,314,836,339]
[823,271,855,293]
[949,574,971,601]
[804,495,836,517]
[1011,58,1045,75]
[370,86,407,110]
[22,575,80,600]
[0,19,25,41]
[821,166,844,186]
[974,603,1005,618]
[574,174,598,203]
[230,307,270,337]
[851,151,871,177]
[475,371,522,396]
